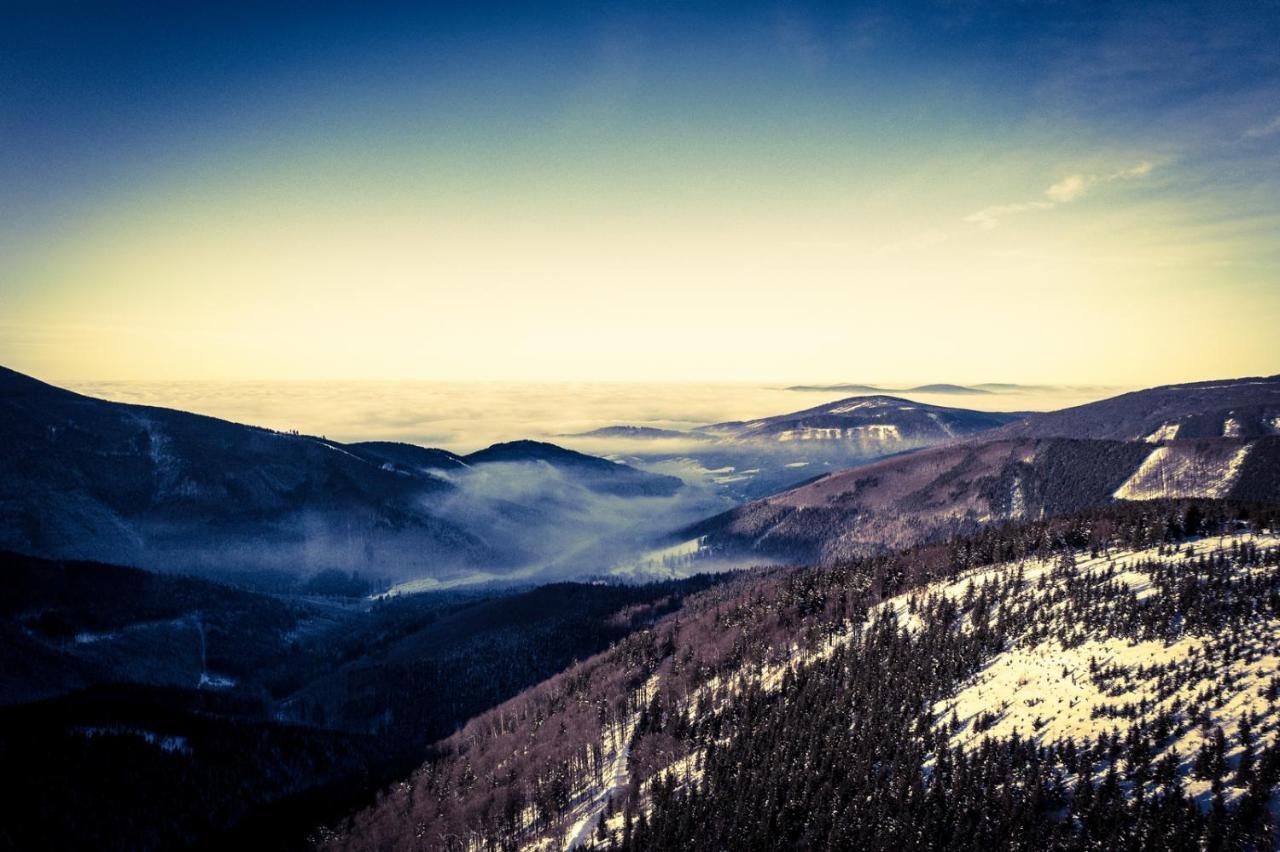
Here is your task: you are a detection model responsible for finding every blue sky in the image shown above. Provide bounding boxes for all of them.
[2,1,1278,382]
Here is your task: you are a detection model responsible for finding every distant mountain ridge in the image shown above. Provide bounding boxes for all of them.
[345,441,469,475]
[568,395,1023,452]
[559,395,1029,503]
[784,382,999,394]
[701,395,1023,447]
[563,425,710,441]
[0,367,683,582]
[682,375,1280,564]
[462,440,682,497]
[991,374,1280,442]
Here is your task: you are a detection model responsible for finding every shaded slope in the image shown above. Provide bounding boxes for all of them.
[994,374,1280,442]
[687,436,1280,564]
[0,367,485,578]
[0,367,687,582]
[463,439,683,497]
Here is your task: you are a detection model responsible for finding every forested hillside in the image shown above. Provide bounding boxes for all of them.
[994,376,1280,442]
[615,531,1280,850]
[685,436,1280,566]
[325,500,1280,851]
[0,551,724,851]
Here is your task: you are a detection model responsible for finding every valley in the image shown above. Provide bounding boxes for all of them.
[7,4,1279,848]
[2,369,1279,850]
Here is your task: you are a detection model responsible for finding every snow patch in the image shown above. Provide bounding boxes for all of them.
[929,533,1280,807]
[827,401,875,414]
[610,538,711,580]
[928,412,956,438]
[562,676,658,849]
[77,726,190,754]
[1113,442,1252,500]
[1144,422,1180,443]
[1008,476,1026,520]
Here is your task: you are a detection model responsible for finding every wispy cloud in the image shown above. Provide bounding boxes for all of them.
[1108,161,1154,180]
[1243,114,1280,139]
[965,160,1154,229]
[964,201,1053,231]
[1046,174,1087,203]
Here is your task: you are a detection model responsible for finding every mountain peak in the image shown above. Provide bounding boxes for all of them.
[465,439,604,466]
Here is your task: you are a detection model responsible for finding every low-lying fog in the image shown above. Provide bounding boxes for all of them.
[68,380,1117,454]
[61,380,1122,587]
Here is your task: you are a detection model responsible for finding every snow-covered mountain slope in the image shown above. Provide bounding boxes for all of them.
[586,530,1280,850]
[568,395,1020,451]
[1113,441,1255,500]
[912,537,1280,809]
[702,395,1022,448]
[322,506,1280,852]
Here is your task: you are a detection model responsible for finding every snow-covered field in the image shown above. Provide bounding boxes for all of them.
[1113,442,1253,500]
[774,424,903,445]
[926,532,1280,806]
[595,530,1280,843]
[1144,422,1180,443]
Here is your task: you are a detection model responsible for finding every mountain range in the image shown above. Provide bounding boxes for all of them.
[699,394,1024,446]
[4,367,1280,851]
[0,366,686,585]
[564,395,1029,503]
[684,376,1280,566]
[784,382,1004,394]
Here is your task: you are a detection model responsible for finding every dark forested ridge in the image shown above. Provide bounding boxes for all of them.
[992,375,1280,442]
[460,441,683,497]
[0,366,685,583]
[327,500,1280,851]
[0,549,725,851]
[686,435,1279,566]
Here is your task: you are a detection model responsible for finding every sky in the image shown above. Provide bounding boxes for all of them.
[2,1,1279,386]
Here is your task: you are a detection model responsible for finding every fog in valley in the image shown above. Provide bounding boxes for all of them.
[67,379,1115,454]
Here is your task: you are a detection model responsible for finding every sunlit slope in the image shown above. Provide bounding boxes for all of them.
[323,505,1280,851]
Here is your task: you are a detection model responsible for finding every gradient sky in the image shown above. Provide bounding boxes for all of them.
[2,1,1278,384]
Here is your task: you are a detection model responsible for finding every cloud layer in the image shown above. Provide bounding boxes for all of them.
[966,161,1155,230]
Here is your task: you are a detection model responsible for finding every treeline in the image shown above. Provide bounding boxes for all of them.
[328,498,1280,851]
[0,550,727,851]
[275,578,725,750]
[613,518,1280,850]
